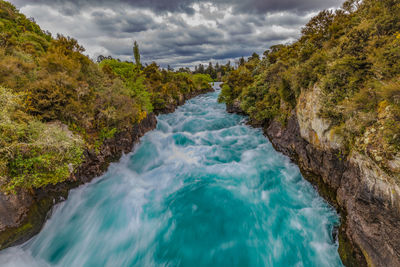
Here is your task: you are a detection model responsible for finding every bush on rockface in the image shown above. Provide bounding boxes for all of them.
[0,87,84,192]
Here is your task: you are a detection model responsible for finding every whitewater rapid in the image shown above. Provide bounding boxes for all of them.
[0,83,343,266]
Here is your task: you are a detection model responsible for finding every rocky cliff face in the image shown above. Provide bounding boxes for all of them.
[0,87,213,250]
[229,85,400,267]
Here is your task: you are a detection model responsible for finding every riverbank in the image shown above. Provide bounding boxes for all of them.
[226,102,400,267]
[0,86,214,250]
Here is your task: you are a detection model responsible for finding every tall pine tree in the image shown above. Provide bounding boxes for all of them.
[133,41,141,67]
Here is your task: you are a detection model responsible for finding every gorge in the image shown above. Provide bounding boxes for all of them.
[0,84,344,266]
[0,0,399,266]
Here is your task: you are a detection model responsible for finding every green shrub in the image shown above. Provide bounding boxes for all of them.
[0,87,84,192]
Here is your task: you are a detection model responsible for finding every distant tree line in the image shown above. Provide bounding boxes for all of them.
[96,55,263,81]
[190,53,260,80]
[192,61,234,81]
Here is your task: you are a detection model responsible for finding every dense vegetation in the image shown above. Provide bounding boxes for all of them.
[153,61,234,81]
[219,0,400,175]
[0,1,212,192]
[192,61,234,81]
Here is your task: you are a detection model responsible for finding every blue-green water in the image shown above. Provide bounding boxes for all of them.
[0,84,343,266]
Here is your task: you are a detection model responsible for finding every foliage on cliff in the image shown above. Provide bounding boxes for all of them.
[0,1,212,192]
[0,87,84,192]
[219,0,400,173]
[99,60,212,113]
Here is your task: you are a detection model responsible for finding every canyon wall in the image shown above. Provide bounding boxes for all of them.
[232,85,400,267]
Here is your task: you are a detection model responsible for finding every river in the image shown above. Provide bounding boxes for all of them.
[0,83,343,266]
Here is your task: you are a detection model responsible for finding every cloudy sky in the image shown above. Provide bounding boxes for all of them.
[10,0,344,68]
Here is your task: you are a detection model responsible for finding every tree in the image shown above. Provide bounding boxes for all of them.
[96,55,112,63]
[226,60,231,71]
[198,64,205,74]
[248,52,260,62]
[206,62,217,79]
[300,10,335,48]
[239,57,245,66]
[133,41,141,67]
[342,0,361,13]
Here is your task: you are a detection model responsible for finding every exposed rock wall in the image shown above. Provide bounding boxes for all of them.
[265,114,400,267]
[294,85,400,267]
[227,85,400,267]
[0,86,213,250]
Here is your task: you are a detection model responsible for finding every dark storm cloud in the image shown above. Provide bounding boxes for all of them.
[10,0,345,68]
[12,0,342,15]
[226,0,343,14]
[11,0,197,15]
[91,10,155,34]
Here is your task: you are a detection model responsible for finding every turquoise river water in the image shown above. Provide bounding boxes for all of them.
[0,83,343,266]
